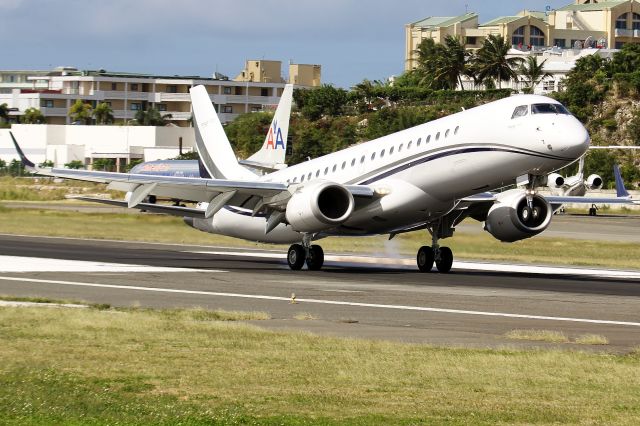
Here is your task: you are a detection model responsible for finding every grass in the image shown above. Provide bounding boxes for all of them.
[0,176,122,201]
[575,334,610,345]
[1,207,640,269]
[0,306,639,424]
[504,329,570,343]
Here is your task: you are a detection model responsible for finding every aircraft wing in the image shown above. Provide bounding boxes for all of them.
[74,196,206,218]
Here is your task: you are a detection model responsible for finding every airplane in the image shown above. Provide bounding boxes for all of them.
[10,89,637,273]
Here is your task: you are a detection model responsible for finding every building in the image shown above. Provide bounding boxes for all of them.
[0,60,321,127]
[289,63,322,87]
[405,0,640,71]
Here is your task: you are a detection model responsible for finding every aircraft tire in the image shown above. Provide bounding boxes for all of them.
[435,247,453,273]
[306,245,324,270]
[417,246,434,272]
[287,244,306,270]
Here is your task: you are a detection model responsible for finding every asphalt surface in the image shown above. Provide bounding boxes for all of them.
[1,232,639,352]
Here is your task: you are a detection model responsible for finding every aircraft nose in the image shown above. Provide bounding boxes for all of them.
[562,120,590,159]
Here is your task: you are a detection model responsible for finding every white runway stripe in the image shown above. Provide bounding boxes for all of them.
[1,275,639,327]
[188,250,640,279]
[0,255,224,273]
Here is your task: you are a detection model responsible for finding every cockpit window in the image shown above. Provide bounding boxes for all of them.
[511,105,528,119]
[531,103,570,115]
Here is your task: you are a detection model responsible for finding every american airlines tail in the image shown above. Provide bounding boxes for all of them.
[189,85,256,180]
[242,84,294,170]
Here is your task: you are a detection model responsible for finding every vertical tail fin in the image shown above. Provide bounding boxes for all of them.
[613,164,630,198]
[189,85,256,180]
[245,84,293,168]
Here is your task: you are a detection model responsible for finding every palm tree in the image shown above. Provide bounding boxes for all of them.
[0,103,9,123]
[93,102,114,124]
[433,36,472,90]
[68,100,93,124]
[518,56,552,93]
[134,107,172,126]
[474,34,523,89]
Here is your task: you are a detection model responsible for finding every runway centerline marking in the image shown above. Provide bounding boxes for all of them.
[2,276,639,328]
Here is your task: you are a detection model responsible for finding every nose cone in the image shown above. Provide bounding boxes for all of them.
[562,119,590,159]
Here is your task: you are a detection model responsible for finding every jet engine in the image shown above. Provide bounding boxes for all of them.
[285,181,354,233]
[586,174,603,190]
[547,173,565,189]
[484,189,552,243]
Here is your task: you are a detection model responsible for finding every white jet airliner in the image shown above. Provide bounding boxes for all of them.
[12,87,619,273]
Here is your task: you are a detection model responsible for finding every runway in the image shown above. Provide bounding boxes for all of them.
[0,233,639,351]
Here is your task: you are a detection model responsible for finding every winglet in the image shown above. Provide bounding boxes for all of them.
[9,131,36,170]
[613,164,630,198]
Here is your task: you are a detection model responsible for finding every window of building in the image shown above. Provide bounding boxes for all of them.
[511,105,528,119]
[130,103,142,111]
[512,26,525,46]
[530,26,544,47]
[633,13,640,30]
[167,85,178,93]
[221,105,233,113]
[554,38,566,48]
[235,87,243,95]
[223,87,232,94]
[41,99,54,108]
[130,83,139,91]
[571,39,582,48]
[261,88,269,96]
[465,36,477,45]
[543,80,555,91]
[111,83,117,90]
[157,103,167,111]
[615,41,625,49]
[616,13,628,29]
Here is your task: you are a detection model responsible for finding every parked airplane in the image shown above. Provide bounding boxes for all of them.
[129,83,294,180]
[10,90,636,273]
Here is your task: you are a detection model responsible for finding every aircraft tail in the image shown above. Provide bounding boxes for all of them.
[189,85,256,180]
[613,164,630,198]
[243,84,293,170]
[9,131,37,171]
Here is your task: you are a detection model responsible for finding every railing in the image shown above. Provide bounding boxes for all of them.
[100,90,153,100]
[159,93,190,102]
[615,28,633,37]
[39,107,67,116]
[162,111,191,120]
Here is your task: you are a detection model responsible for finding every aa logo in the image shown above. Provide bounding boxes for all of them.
[266,120,285,149]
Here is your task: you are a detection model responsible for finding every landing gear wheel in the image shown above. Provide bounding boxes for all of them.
[287,244,305,270]
[417,246,434,272]
[435,247,453,273]
[532,206,541,221]
[520,206,532,223]
[589,206,597,216]
[306,245,324,270]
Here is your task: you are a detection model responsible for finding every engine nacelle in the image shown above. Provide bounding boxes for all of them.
[484,189,552,243]
[586,174,603,190]
[285,181,354,233]
[547,173,565,189]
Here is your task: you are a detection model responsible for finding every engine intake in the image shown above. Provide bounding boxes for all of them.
[547,173,565,189]
[285,181,354,233]
[586,174,603,190]
[484,189,552,242]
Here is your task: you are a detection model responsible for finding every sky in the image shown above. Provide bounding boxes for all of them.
[0,0,571,88]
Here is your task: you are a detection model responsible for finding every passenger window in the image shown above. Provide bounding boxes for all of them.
[390,146,394,155]
[436,132,440,141]
[454,126,459,134]
[301,175,305,182]
[407,141,412,149]
[292,177,297,183]
[341,161,346,169]
[324,167,328,175]
[426,135,431,143]
[417,138,421,147]
[360,155,365,164]
[332,164,337,172]
[371,152,376,160]
[398,143,403,152]
[316,170,320,178]
[511,105,528,118]
[380,149,385,158]
[351,158,356,166]
[308,172,312,180]
[445,129,450,137]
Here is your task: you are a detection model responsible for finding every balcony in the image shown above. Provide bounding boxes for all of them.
[159,92,190,102]
[40,107,68,116]
[615,28,633,37]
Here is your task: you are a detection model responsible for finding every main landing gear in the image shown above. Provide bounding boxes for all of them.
[287,234,324,271]
[417,220,454,273]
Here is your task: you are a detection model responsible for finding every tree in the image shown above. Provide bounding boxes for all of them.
[473,34,522,89]
[91,158,115,171]
[22,107,46,124]
[39,160,54,167]
[69,100,93,124]
[93,102,114,124]
[433,36,472,90]
[518,56,552,93]
[297,85,348,121]
[0,103,8,122]
[133,107,172,126]
[64,160,84,169]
